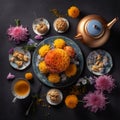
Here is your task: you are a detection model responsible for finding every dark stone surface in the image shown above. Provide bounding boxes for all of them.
[0,0,120,120]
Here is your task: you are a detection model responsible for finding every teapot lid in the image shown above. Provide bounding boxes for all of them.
[86,20,103,37]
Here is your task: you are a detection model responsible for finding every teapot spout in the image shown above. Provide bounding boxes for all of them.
[107,17,119,29]
[74,33,82,39]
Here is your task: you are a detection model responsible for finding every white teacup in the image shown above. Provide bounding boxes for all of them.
[11,78,31,102]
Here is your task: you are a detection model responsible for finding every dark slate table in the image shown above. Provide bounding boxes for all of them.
[0,0,120,120]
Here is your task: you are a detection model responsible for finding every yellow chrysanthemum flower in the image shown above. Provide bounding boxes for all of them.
[65,95,78,109]
[48,73,60,83]
[38,44,50,57]
[68,6,80,18]
[38,61,48,73]
[54,38,66,49]
[65,64,77,77]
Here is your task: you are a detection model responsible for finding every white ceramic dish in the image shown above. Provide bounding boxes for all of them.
[87,49,113,75]
[32,18,50,35]
[53,17,69,33]
[9,47,31,70]
[46,89,63,105]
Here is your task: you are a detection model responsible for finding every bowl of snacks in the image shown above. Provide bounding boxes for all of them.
[46,88,63,105]
[9,47,31,70]
[53,17,69,33]
[32,18,50,35]
[87,49,113,75]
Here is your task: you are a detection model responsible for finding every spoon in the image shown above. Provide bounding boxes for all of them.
[25,84,42,116]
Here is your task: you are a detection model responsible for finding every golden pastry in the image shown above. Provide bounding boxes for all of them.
[13,51,19,57]
[9,57,15,62]
[17,53,24,61]
[15,60,23,67]
[23,55,29,62]
[36,22,48,34]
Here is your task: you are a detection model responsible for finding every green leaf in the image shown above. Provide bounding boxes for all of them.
[22,45,36,51]
[15,19,21,26]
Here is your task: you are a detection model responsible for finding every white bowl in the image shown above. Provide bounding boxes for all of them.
[46,89,63,105]
[53,17,69,33]
[32,18,50,35]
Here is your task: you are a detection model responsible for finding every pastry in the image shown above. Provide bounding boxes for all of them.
[15,60,23,68]
[23,55,29,62]
[36,22,48,34]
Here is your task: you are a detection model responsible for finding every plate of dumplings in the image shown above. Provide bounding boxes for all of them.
[9,47,31,70]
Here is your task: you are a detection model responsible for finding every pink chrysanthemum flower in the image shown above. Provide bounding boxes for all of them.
[7,73,15,80]
[7,25,29,44]
[95,75,115,93]
[83,91,107,113]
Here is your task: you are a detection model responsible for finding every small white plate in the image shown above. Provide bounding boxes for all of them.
[53,17,69,33]
[9,47,31,70]
[32,18,50,35]
[46,89,63,105]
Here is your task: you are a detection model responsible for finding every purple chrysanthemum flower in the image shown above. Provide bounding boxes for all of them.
[8,47,14,54]
[7,25,29,44]
[95,75,115,93]
[7,73,15,80]
[34,35,43,40]
[27,39,36,45]
[27,38,38,47]
[83,91,107,112]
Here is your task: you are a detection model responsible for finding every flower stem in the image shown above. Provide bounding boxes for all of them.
[15,19,20,26]
[78,100,84,103]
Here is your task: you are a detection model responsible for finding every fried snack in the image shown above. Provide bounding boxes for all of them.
[13,51,19,57]
[23,55,29,62]
[15,60,23,67]
[47,89,61,103]
[36,22,48,34]
[17,53,24,61]
[54,18,67,31]
[9,57,15,62]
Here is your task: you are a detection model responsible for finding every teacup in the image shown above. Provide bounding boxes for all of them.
[11,78,30,102]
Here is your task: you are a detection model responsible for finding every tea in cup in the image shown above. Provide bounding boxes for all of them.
[11,78,30,102]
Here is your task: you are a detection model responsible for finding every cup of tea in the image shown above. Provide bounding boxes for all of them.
[11,78,31,103]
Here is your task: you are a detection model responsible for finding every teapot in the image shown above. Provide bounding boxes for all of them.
[75,14,118,48]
